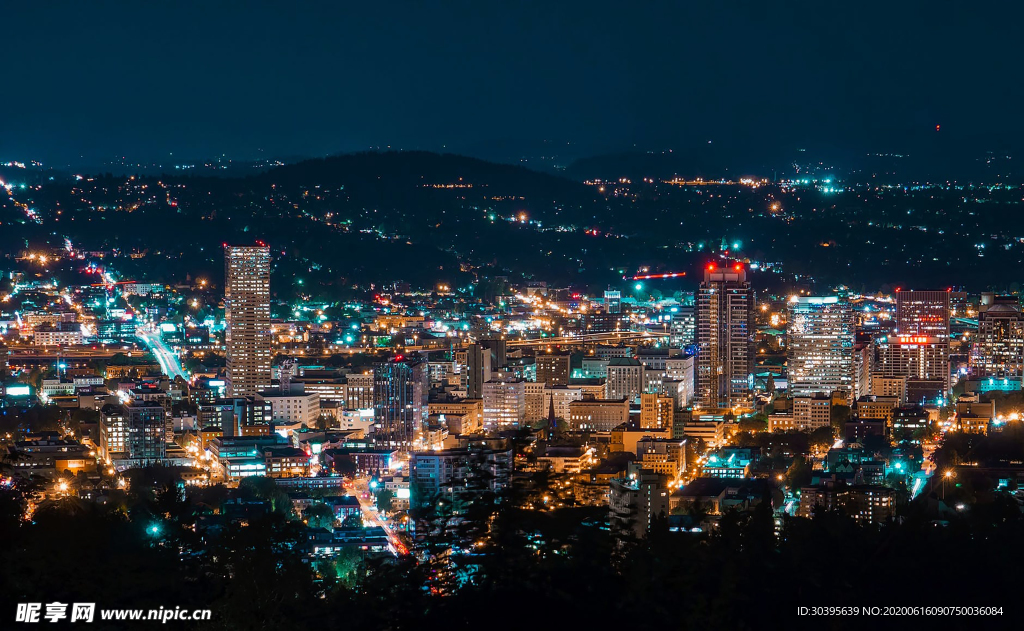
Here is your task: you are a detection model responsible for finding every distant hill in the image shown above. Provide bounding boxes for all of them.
[562,142,788,182]
[256,151,595,203]
[563,132,1024,185]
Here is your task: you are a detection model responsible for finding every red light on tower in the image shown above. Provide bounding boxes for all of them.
[707,263,716,272]
[733,263,742,272]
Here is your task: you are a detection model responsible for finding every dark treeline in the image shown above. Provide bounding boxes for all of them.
[2,469,1022,631]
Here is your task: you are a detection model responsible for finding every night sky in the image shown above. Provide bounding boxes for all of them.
[2,1,1021,166]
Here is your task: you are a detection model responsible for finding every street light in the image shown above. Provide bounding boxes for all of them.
[943,470,954,500]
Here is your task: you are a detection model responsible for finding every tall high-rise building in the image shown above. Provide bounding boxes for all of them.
[892,289,951,402]
[125,401,167,462]
[372,360,429,451]
[696,263,753,409]
[896,290,950,339]
[535,353,571,386]
[787,296,855,399]
[876,336,949,404]
[224,245,272,397]
[971,294,1024,382]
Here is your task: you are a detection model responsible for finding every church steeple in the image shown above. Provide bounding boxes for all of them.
[547,394,557,435]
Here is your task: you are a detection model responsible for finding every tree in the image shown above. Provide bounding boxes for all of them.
[341,513,363,528]
[237,476,291,514]
[830,404,851,434]
[786,456,812,489]
[376,488,395,514]
[314,412,333,431]
[737,414,767,433]
[303,503,336,530]
[808,426,835,450]
[315,547,363,588]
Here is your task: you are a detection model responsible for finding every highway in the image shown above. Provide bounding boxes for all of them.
[136,327,188,380]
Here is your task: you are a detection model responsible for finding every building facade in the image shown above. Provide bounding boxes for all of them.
[372,360,429,451]
[224,245,272,397]
[696,264,753,409]
[787,296,854,399]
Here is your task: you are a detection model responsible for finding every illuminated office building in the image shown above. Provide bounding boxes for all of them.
[891,289,950,401]
[696,263,753,409]
[876,335,948,404]
[896,290,950,339]
[535,353,571,386]
[224,245,272,397]
[971,294,1024,383]
[786,296,854,399]
[373,360,429,450]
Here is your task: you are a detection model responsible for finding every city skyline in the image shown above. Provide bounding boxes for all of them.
[1,4,1021,627]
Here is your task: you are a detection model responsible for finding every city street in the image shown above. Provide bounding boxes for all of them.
[136,326,187,380]
[352,478,409,556]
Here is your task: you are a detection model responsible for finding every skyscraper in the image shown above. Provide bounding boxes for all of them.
[696,263,753,409]
[892,289,950,401]
[787,296,855,399]
[224,245,272,397]
[876,336,949,404]
[373,360,428,450]
[896,290,950,338]
[971,294,1024,383]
